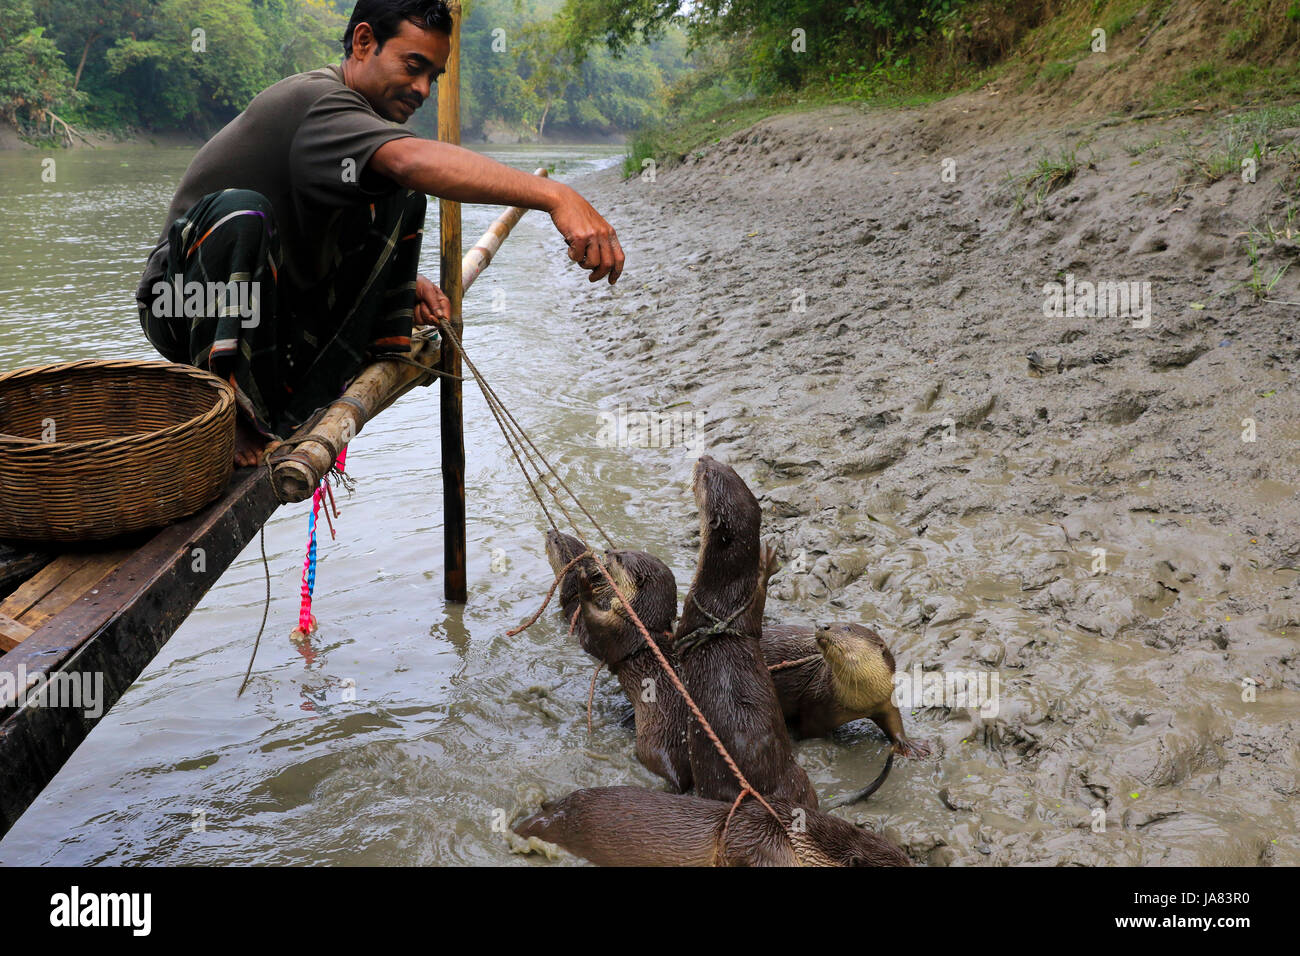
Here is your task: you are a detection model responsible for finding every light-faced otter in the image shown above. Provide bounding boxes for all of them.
[513,786,910,867]
[573,550,694,793]
[762,623,932,757]
[673,456,817,810]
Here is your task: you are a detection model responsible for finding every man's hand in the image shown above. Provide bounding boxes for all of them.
[414,274,451,326]
[370,139,626,285]
[549,186,624,285]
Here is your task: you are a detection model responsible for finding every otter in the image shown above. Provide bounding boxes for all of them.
[673,456,817,810]
[573,550,694,793]
[513,786,910,867]
[544,530,602,651]
[762,623,931,757]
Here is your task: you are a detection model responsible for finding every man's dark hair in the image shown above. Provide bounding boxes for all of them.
[342,0,453,57]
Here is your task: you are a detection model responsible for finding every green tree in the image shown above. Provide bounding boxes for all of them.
[31,0,146,93]
[517,14,573,137]
[255,0,347,78]
[440,0,681,140]
[105,0,277,128]
[556,0,971,91]
[0,0,75,127]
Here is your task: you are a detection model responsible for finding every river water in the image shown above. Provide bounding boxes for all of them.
[0,142,712,865]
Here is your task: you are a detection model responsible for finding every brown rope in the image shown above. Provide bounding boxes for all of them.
[437,317,615,550]
[477,375,563,535]
[430,319,785,834]
[449,326,594,548]
[371,351,463,380]
[586,659,603,736]
[768,654,821,673]
[675,588,759,656]
[585,550,784,830]
[442,324,570,536]
[505,550,591,637]
[720,786,755,855]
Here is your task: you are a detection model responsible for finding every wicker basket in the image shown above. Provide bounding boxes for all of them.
[0,359,236,543]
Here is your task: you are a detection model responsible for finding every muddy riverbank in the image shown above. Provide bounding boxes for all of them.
[548,92,1300,865]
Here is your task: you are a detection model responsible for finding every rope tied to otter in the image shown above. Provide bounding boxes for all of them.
[431,316,791,841]
[583,551,787,834]
[512,540,788,836]
[674,588,759,656]
[505,550,591,638]
[768,654,821,673]
[511,551,670,733]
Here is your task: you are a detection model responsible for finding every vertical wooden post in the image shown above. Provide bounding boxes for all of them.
[438,0,467,603]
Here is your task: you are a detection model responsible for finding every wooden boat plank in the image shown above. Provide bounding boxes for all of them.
[0,555,87,621]
[17,550,132,632]
[0,612,33,652]
[0,465,279,835]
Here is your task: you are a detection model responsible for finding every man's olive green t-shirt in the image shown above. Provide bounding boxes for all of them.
[136,63,415,306]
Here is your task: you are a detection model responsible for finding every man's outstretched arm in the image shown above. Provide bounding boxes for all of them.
[370,137,624,284]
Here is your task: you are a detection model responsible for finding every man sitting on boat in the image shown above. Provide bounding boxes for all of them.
[136,0,623,466]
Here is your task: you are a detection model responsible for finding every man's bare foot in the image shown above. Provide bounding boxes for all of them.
[234,417,277,467]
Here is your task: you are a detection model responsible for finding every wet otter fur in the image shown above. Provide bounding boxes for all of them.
[514,786,911,867]
[544,530,602,650]
[673,456,817,810]
[574,550,694,793]
[763,623,931,757]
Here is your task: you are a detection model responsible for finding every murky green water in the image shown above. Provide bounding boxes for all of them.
[0,142,716,865]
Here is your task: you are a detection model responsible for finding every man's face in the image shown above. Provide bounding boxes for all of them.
[348,19,449,122]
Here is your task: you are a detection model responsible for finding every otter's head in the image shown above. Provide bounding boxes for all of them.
[577,550,677,667]
[691,456,761,572]
[813,819,912,867]
[545,530,596,617]
[512,795,570,842]
[815,622,896,713]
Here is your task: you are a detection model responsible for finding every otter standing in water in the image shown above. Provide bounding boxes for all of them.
[572,550,694,793]
[763,623,932,756]
[514,786,910,867]
[545,530,693,792]
[673,456,817,810]
[544,530,601,651]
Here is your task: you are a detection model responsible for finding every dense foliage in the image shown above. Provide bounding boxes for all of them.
[0,0,688,139]
[410,0,686,140]
[557,0,977,93]
[0,0,77,127]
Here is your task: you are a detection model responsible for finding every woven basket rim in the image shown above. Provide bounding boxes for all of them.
[0,358,234,454]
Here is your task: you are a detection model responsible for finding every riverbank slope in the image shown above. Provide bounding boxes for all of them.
[554,91,1300,865]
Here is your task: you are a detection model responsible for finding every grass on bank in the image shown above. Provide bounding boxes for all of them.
[1009,145,1097,210]
[623,101,791,177]
[1178,102,1300,184]
[1245,246,1291,301]
[624,0,1300,178]
[1150,62,1300,111]
[622,56,993,178]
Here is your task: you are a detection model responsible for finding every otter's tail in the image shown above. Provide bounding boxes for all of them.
[822,751,894,809]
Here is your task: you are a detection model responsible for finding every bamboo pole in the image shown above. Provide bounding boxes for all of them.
[461,168,548,287]
[439,0,466,603]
